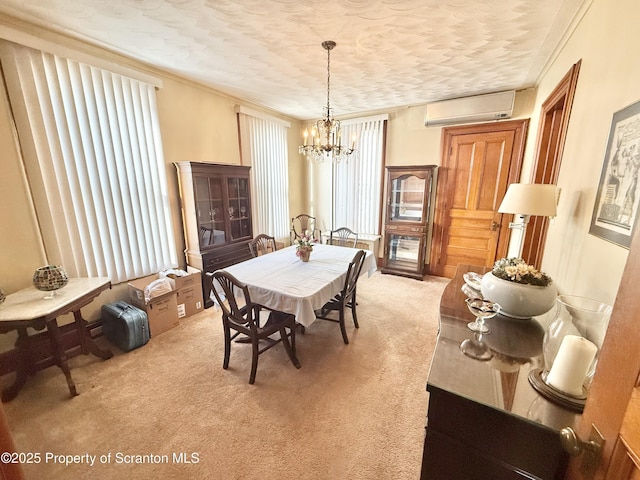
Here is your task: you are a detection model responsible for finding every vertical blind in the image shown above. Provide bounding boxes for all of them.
[333,115,387,234]
[0,40,177,283]
[237,109,291,240]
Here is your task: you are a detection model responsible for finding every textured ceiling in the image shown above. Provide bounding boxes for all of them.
[0,0,587,120]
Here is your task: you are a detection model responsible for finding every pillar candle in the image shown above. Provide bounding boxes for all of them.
[546,335,597,396]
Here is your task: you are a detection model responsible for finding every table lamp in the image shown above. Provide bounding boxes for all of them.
[498,183,558,258]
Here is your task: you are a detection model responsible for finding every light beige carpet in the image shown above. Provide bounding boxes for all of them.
[2,271,448,480]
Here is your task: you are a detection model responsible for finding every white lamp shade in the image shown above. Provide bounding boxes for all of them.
[498,183,557,217]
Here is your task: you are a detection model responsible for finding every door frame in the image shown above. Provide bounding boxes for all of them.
[429,119,528,276]
[523,61,581,267]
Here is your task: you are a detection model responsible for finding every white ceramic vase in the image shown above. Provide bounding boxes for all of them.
[480,272,557,319]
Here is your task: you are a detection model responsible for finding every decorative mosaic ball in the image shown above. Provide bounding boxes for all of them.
[0,288,5,304]
[33,265,69,292]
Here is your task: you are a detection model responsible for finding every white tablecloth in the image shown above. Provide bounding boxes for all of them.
[219,244,376,327]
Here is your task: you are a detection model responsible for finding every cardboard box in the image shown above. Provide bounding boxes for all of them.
[167,266,202,290]
[177,285,204,319]
[162,267,204,319]
[128,275,179,336]
[177,268,204,319]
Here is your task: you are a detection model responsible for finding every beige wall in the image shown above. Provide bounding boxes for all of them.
[156,77,304,259]
[1,0,635,316]
[521,0,636,305]
[308,88,536,257]
[0,16,304,331]
[0,75,44,294]
[382,87,537,169]
[373,0,635,306]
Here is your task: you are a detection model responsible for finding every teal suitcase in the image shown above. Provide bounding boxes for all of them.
[102,301,150,352]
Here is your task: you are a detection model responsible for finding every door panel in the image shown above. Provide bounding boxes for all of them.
[446,211,497,267]
[430,120,528,277]
[604,388,640,480]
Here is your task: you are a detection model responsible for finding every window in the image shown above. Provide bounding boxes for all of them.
[0,40,177,284]
[237,107,291,241]
[333,115,387,234]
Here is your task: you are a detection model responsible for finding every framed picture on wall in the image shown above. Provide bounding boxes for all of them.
[589,99,640,248]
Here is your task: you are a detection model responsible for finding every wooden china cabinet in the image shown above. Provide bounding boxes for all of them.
[174,162,253,307]
[381,165,437,280]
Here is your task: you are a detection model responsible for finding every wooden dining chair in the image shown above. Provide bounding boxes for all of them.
[208,270,301,384]
[249,234,277,257]
[291,214,321,243]
[328,227,358,248]
[314,250,367,344]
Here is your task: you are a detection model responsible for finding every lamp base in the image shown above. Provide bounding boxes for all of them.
[528,368,586,413]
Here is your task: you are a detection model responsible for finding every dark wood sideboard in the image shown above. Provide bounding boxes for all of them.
[420,265,580,480]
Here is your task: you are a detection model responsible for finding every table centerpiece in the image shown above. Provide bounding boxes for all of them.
[294,232,314,262]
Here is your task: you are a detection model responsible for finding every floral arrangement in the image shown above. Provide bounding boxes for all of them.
[491,257,552,287]
[294,232,314,257]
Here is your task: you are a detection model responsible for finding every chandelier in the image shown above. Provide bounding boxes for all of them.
[299,40,356,164]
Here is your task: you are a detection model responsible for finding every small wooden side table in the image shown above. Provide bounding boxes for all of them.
[0,277,114,401]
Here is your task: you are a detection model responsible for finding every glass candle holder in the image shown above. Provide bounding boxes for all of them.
[542,295,612,391]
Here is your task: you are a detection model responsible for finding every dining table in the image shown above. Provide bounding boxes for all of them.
[215,244,377,327]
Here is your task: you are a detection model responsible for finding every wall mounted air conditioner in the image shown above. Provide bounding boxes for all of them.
[424,90,515,126]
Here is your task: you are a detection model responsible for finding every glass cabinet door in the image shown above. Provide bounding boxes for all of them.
[385,233,424,274]
[389,174,427,223]
[195,176,226,247]
[227,177,252,241]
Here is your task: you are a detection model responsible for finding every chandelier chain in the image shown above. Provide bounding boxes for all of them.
[326,43,331,115]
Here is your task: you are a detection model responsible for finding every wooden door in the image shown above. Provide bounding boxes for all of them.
[524,61,581,268]
[604,388,640,479]
[429,120,528,277]
[565,221,640,479]
[0,402,25,480]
